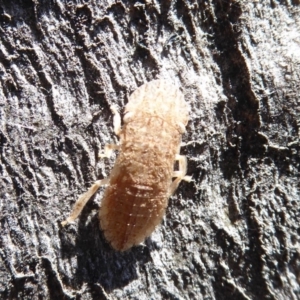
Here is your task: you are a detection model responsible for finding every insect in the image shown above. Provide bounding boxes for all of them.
[61,79,191,251]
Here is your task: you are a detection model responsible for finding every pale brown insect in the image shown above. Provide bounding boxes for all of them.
[61,79,191,251]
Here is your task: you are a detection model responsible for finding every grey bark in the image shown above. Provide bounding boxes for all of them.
[0,0,299,299]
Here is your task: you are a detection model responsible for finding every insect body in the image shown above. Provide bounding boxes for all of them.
[62,79,191,251]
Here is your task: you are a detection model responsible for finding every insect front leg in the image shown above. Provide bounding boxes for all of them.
[169,155,192,196]
[98,105,122,159]
[61,178,109,227]
[99,105,122,158]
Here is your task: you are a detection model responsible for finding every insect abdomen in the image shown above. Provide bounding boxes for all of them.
[100,178,168,251]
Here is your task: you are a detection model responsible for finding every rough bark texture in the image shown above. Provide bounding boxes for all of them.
[0,0,299,299]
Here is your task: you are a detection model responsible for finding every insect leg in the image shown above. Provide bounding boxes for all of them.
[169,155,192,196]
[61,178,109,227]
[99,144,119,158]
[110,105,121,136]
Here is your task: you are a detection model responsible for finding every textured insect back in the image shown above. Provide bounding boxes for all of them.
[99,79,190,251]
[61,79,190,251]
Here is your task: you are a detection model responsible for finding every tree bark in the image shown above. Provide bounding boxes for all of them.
[0,0,299,299]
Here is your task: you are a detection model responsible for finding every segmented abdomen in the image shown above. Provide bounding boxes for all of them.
[99,177,168,251]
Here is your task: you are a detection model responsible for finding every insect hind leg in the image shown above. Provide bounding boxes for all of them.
[61,178,109,227]
[169,155,192,196]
